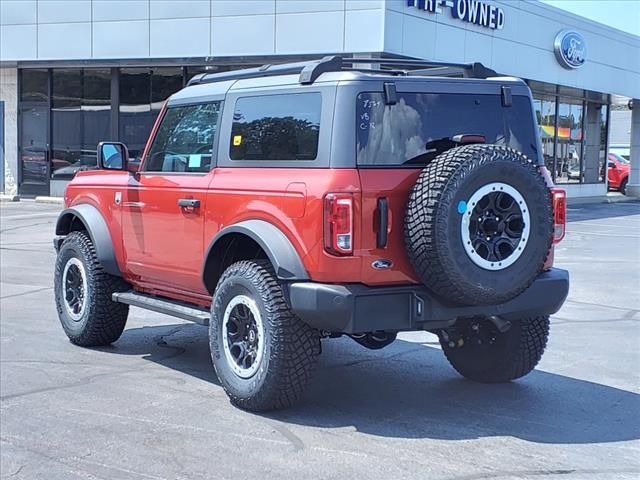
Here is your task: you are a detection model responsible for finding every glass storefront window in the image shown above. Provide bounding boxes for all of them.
[119,68,152,160]
[119,67,183,160]
[52,69,82,175]
[19,69,50,195]
[51,69,111,180]
[532,84,608,186]
[533,95,556,177]
[555,99,584,184]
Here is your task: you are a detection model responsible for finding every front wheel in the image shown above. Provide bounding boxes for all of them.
[209,260,320,411]
[440,316,550,383]
[54,231,130,346]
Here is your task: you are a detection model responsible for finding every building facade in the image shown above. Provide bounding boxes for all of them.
[1,0,639,197]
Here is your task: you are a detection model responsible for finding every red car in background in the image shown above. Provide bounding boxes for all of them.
[608,153,630,195]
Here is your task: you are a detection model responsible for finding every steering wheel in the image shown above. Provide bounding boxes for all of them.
[195,144,213,154]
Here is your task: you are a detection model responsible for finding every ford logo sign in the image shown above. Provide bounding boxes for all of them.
[371,259,393,270]
[554,30,587,69]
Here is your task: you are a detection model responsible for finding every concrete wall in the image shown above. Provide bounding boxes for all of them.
[0,0,386,62]
[0,67,18,195]
[610,110,632,146]
[383,0,640,99]
[2,1,638,98]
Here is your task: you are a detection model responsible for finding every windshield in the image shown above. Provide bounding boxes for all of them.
[356,92,539,166]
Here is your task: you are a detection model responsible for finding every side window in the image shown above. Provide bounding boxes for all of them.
[229,93,321,161]
[145,102,221,172]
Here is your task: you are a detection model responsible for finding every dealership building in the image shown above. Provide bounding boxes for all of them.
[1,0,639,198]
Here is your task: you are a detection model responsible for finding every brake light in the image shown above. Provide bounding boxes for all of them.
[551,188,566,243]
[324,193,353,256]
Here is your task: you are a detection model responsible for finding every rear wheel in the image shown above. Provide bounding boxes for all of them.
[209,260,320,411]
[54,231,129,346]
[439,316,550,383]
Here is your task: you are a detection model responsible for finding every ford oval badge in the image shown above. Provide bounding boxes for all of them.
[554,30,586,69]
[372,259,393,270]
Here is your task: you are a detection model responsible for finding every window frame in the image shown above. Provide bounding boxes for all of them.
[139,100,223,175]
[217,87,333,169]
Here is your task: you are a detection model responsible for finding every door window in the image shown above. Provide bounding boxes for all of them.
[144,102,221,173]
[229,93,321,161]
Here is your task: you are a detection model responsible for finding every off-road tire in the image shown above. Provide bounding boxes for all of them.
[209,260,321,412]
[405,144,553,306]
[54,231,129,346]
[440,316,550,382]
[620,178,628,195]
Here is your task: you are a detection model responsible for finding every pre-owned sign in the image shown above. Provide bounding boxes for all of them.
[407,0,506,30]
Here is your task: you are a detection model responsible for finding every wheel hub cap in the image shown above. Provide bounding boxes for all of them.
[62,257,88,321]
[460,182,530,271]
[222,295,264,379]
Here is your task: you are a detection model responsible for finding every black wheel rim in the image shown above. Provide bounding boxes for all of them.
[461,183,529,270]
[222,295,264,378]
[62,258,87,321]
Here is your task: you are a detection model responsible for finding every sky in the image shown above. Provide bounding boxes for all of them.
[541,0,640,36]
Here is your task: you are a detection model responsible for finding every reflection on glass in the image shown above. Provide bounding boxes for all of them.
[50,69,111,180]
[19,69,49,193]
[146,103,220,172]
[119,67,184,160]
[356,93,538,166]
[555,99,583,185]
[119,68,152,160]
[230,94,321,161]
[533,95,556,179]
[101,144,123,169]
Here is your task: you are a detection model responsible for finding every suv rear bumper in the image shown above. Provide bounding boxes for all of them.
[287,268,569,334]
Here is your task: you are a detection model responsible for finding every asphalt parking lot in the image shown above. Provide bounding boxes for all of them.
[1,199,639,480]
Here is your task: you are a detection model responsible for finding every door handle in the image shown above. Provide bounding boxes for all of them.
[177,198,201,209]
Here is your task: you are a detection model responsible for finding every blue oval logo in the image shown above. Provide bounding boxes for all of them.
[371,259,393,270]
[554,30,587,69]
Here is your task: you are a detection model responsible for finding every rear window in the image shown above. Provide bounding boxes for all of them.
[356,92,539,166]
[230,93,321,161]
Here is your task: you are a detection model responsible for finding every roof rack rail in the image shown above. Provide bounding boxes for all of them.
[186,55,498,87]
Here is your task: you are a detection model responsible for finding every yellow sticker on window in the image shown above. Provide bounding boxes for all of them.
[233,135,242,146]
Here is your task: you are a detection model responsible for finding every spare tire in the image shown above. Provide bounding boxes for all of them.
[405,145,553,306]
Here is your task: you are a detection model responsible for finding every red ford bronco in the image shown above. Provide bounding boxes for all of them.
[54,57,569,411]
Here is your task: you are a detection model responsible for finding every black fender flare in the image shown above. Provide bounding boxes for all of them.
[202,220,309,293]
[55,205,122,277]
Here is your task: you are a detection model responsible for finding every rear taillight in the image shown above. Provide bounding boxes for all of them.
[551,188,566,243]
[324,193,353,256]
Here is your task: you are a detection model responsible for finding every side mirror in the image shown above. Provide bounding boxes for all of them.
[608,162,616,169]
[127,158,141,173]
[97,142,129,171]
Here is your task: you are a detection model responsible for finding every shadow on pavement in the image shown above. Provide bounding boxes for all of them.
[103,323,640,445]
[567,200,640,222]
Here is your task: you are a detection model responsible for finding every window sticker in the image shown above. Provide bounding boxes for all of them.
[188,154,202,168]
[233,135,242,146]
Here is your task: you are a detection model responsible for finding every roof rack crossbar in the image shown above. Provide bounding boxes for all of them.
[186,56,498,87]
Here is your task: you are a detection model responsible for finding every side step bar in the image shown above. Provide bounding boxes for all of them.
[112,291,210,326]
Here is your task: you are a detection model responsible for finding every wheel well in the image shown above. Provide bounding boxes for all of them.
[56,213,89,235]
[203,233,269,295]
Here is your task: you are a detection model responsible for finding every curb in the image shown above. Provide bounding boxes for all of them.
[0,194,20,202]
[34,196,64,205]
[567,195,638,206]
